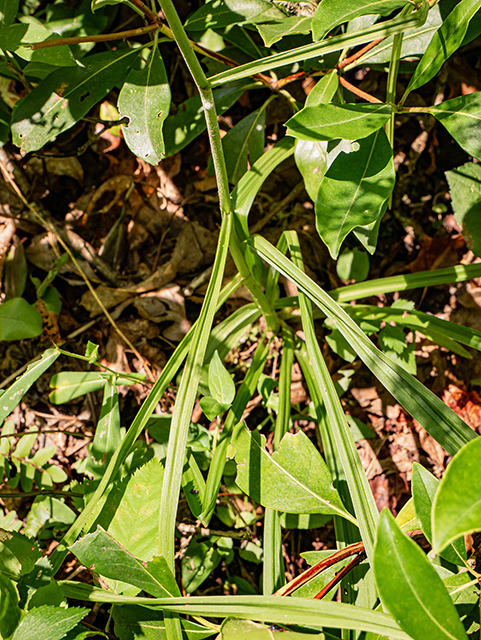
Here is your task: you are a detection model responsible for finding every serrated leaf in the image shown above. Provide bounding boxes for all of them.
[430,92,481,161]
[119,49,170,165]
[95,457,165,562]
[432,437,481,553]
[231,424,355,522]
[315,129,395,258]
[406,0,481,95]
[70,527,179,597]
[411,463,466,566]
[287,103,391,142]
[374,510,468,640]
[208,350,235,405]
[12,49,139,153]
[0,297,43,340]
[11,605,87,640]
[312,0,406,41]
[0,348,59,427]
[446,161,481,257]
[378,324,406,354]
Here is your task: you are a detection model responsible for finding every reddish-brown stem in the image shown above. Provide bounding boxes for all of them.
[128,0,161,24]
[337,38,386,70]
[338,75,383,103]
[314,551,367,600]
[28,23,159,50]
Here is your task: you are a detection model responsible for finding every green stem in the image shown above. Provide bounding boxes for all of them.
[155,0,279,332]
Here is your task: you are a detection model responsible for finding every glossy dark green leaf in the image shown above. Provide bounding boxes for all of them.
[71,527,179,597]
[256,16,312,47]
[287,103,391,142]
[164,85,248,157]
[315,129,395,258]
[405,0,481,95]
[0,0,18,28]
[0,22,76,66]
[119,49,171,165]
[231,423,355,522]
[430,92,481,161]
[112,604,213,640]
[11,49,138,153]
[446,162,481,257]
[374,510,468,640]
[433,436,481,553]
[185,0,271,31]
[0,573,20,638]
[11,606,87,640]
[411,462,466,566]
[312,0,406,40]
[0,297,42,340]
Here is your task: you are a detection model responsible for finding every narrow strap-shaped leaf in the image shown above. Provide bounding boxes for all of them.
[0,348,60,427]
[247,235,477,455]
[284,230,378,560]
[60,583,413,639]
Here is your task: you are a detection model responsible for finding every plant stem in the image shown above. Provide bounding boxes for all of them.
[155,0,279,331]
[27,24,159,49]
[338,76,382,103]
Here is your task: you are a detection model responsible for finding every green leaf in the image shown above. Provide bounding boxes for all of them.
[59,583,414,639]
[315,129,395,258]
[256,16,312,47]
[0,573,20,638]
[312,0,407,41]
[429,92,481,161]
[0,22,76,66]
[199,396,231,420]
[248,236,477,456]
[336,248,370,281]
[12,49,139,153]
[446,162,481,257]
[0,530,41,578]
[85,341,99,363]
[185,0,271,31]
[0,0,18,28]
[70,527,179,597]
[95,458,165,562]
[405,0,481,96]
[11,606,87,640]
[432,436,481,553]
[287,103,391,143]
[0,348,59,427]
[221,618,325,638]
[182,538,222,594]
[411,463,466,566]
[164,84,249,156]
[231,423,355,522]
[112,604,213,640]
[0,297,42,340]
[374,509,468,640]
[119,49,171,166]
[209,350,236,405]
[49,371,142,404]
[84,380,121,478]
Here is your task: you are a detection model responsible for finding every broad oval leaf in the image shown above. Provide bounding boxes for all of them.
[11,49,139,153]
[431,92,481,161]
[446,162,481,257]
[0,297,42,340]
[411,462,466,566]
[374,509,468,640]
[432,436,481,553]
[231,423,356,523]
[405,0,481,96]
[312,0,406,41]
[315,129,395,258]
[287,103,391,143]
[295,139,327,202]
[185,0,271,31]
[70,526,179,598]
[209,350,236,405]
[119,49,171,165]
